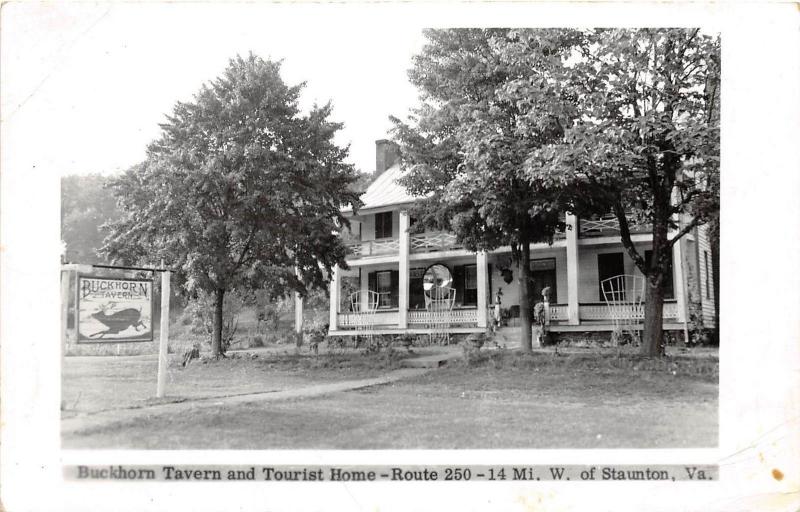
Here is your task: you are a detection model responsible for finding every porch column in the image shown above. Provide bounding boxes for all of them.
[566,213,580,325]
[328,264,340,330]
[476,251,488,328]
[398,210,410,329]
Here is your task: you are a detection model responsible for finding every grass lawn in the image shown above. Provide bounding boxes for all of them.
[61,347,409,417]
[63,348,718,449]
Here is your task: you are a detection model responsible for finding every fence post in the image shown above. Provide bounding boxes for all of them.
[156,270,170,398]
[61,268,71,365]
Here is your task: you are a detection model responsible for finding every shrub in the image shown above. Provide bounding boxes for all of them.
[183,289,247,351]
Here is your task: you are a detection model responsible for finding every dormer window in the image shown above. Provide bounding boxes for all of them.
[375,212,392,239]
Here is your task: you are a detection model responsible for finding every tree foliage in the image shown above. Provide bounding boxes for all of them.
[391,29,577,352]
[103,54,361,356]
[393,28,720,356]
[524,29,720,355]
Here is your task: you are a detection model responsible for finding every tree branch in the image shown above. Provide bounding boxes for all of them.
[232,226,257,273]
[667,214,703,248]
[613,201,647,274]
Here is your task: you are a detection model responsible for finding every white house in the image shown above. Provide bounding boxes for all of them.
[325,140,716,338]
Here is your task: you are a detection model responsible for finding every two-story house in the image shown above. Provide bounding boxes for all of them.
[326,140,716,339]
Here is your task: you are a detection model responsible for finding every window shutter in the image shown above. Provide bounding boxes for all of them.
[453,265,465,305]
[390,270,399,308]
[374,214,381,239]
[368,272,377,294]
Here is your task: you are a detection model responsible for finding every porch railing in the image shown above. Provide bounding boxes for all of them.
[409,232,461,253]
[548,304,569,321]
[336,309,479,329]
[346,238,400,257]
[337,310,399,328]
[578,301,680,321]
[408,308,478,325]
[579,213,651,238]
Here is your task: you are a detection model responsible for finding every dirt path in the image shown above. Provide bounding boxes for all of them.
[62,367,429,435]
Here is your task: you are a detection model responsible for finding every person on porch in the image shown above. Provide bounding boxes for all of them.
[493,288,503,332]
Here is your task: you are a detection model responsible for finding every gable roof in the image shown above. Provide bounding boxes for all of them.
[343,163,419,213]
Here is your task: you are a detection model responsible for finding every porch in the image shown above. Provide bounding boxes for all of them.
[326,210,691,337]
[328,300,683,336]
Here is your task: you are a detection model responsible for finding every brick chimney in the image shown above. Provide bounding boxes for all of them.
[375,139,400,177]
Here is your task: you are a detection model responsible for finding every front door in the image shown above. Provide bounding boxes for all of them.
[530,258,557,304]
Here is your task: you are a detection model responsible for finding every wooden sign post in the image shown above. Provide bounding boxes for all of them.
[156,269,171,398]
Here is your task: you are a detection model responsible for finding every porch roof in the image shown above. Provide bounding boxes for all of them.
[342,163,422,214]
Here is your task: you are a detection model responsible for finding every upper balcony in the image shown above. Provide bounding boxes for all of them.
[344,214,653,259]
[578,213,651,239]
[346,238,400,258]
[346,231,463,258]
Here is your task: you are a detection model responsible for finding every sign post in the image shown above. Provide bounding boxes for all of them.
[156,269,171,398]
[61,268,71,367]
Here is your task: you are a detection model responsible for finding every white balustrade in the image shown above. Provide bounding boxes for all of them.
[579,214,650,238]
[662,301,680,319]
[547,304,569,321]
[347,243,364,257]
[408,308,478,325]
[579,301,680,321]
[409,232,461,253]
[337,310,399,328]
[346,238,399,257]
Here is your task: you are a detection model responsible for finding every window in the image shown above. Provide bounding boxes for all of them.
[375,212,392,239]
[597,252,625,300]
[704,251,711,299]
[452,264,476,306]
[463,264,478,305]
[376,271,392,308]
[368,270,398,309]
[644,250,674,299]
[409,268,426,309]
[530,258,557,303]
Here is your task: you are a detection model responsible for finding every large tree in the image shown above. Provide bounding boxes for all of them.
[103,54,361,357]
[523,29,720,355]
[392,29,578,352]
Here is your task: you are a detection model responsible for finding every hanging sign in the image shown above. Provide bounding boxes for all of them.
[76,276,154,343]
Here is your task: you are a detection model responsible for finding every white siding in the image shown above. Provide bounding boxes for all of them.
[696,225,716,327]
[488,248,568,306]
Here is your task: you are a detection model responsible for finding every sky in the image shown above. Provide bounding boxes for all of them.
[1,3,429,177]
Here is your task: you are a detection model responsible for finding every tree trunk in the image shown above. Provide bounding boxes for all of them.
[211,288,225,358]
[641,278,665,357]
[519,239,532,353]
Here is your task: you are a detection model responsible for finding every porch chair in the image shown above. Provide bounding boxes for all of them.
[347,290,381,346]
[600,274,645,346]
[424,287,456,345]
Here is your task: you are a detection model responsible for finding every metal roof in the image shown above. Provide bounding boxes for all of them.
[343,163,419,213]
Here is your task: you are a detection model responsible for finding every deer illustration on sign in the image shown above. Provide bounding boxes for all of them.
[89,302,147,338]
[76,276,153,343]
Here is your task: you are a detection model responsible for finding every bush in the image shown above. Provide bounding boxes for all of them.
[183,289,246,351]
